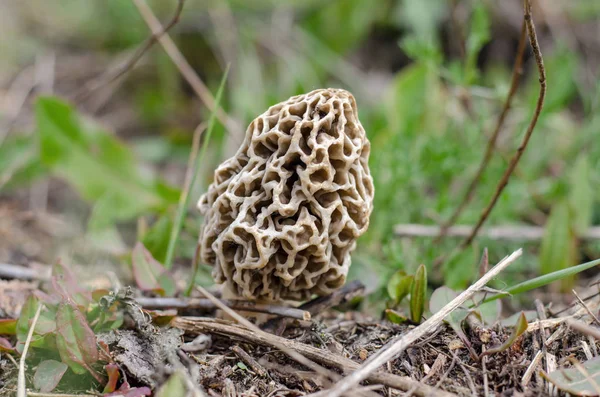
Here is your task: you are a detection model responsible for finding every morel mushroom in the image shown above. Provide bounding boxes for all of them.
[198,88,374,301]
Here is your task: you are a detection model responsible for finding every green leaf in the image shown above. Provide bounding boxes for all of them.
[16,295,46,352]
[410,264,427,323]
[0,319,17,335]
[0,135,44,190]
[33,359,68,393]
[385,309,409,324]
[35,96,179,229]
[237,362,248,371]
[430,286,469,327]
[132,242,177,297]
[475,298,501,326]
[483,257,600,304]
[156,371,187,397]
[539,200,578,290]
[386,270,414,304]
[386,63,432,134]
[569,156,594,235]
[168,65,230,271]
[481,312,528,356]
[142,215,174,264]
[543,356,600,396]
[55,302,99,375]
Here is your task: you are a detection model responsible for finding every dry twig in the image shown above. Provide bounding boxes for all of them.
[76,0,185,101]
[573,289,600,326]
[131,0,239,134]
[436,21,528,241]
[137,296,310,320]
[231,345,268,377]
[458,0,546,250]
[320,249,522,397]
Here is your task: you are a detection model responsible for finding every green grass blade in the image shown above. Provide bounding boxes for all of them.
[482,257,600,304]
[165,65,230,271]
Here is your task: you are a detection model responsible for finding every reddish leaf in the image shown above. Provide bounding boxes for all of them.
[0,319,17,335]
[51,261,92,307]
[132,242,176,296]
[33,359,68,392]
[103,364,120,393]
[55,302,99,374]
[0,337,14,352]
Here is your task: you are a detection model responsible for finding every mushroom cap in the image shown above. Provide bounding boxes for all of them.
[198,88,374,301]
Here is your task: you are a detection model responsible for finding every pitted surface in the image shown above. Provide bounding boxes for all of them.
[198,88,374,301]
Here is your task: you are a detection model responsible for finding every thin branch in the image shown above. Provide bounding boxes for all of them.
[395,224,600,241]
[321,249,522,397]
[436,20,528,242]
[18,302,43,397]
[0,262,50,281]
[137,296,310,320]
[458,0,546,250]
[75,0,185,101]
[572,290,600,326]
[131,0,239,135]
[231,345,268,377]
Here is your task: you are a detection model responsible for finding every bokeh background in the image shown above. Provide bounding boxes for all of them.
[1,0,600,308]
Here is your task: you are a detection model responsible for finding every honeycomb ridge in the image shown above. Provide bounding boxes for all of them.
[198,88,374,301]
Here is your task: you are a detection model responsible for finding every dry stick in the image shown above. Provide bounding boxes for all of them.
[231,345,268,377]
[572,289,600,326]
[435,21,528,243]
[17,302,43,397]
[173,317,456,397]
[457,0,546,251]
[131,0,239,134]
[193,286,339,383]
[396,224,600,241]
[321,249,522,397]
[137,296,310,320]
[567,319,600,340]
[192,286,383,397]
[75,0,185,101]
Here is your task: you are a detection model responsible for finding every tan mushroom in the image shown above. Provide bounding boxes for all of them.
[198,88,374,301]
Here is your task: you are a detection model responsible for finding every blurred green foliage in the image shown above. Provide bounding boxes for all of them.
[1,0,599,303]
